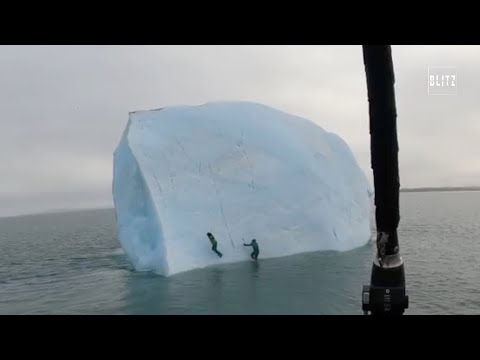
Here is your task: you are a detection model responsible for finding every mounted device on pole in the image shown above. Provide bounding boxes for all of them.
[361,45,409,315]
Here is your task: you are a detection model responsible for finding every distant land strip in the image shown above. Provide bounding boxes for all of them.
[400,186,480,193]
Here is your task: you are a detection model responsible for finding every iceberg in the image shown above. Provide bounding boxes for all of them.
[112,101,372,276]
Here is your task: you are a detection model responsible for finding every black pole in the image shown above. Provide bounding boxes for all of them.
[361,45,408,315]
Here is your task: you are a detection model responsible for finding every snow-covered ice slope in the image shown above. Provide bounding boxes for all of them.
[113,102,372,276]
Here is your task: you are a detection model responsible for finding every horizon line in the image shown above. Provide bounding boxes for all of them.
[2,186,480,219]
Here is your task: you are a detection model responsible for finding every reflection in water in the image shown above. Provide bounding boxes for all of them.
[211,268,224,287]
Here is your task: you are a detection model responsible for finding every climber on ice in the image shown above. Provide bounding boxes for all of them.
[207,232,223,258]
[243,239,259,260]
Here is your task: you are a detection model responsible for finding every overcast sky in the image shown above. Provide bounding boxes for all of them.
[1,45,478,217]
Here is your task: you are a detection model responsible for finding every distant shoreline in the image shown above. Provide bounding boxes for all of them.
[400,187,480,193]
[0,206,113,220]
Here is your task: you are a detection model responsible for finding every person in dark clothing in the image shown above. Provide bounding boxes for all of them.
[243,239,259,260]
[207,232,223,258]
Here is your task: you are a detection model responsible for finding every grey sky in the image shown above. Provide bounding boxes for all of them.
[1,45,478,217]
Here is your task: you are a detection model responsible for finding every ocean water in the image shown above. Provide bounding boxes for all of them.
[1,191,480,315]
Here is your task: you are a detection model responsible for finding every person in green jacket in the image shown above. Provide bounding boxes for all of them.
[207,232,223,258]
